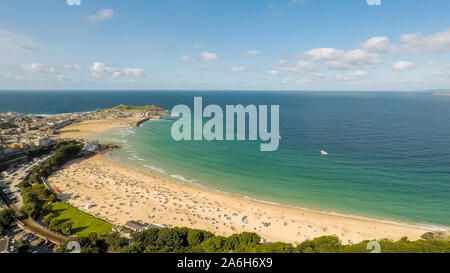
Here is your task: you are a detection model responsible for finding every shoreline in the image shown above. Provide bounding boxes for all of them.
[105,150,449,233]
[51,119,445,244]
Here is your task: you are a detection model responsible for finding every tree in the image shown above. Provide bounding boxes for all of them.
[155,228,187,251]
[256,242,297,253]
[0,208,15,228]
[132,227,160,249]
[61,222,72,236]
[201,236,227,253]
[104,233,128,252]
[187,229,207,246]
[20,202,38,219]
[48,217,61,231]
[225,232,260,252]
[43,213,56,226]
[297,236,343,253]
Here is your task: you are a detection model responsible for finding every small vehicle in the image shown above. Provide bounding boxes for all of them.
[12,228,22,234]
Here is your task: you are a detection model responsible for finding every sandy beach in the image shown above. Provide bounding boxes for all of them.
[57,118,142,141]
[49,120,434,245]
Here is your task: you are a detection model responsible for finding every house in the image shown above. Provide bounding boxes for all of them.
[124,221,150,232]
[0,237,16,253]
[32,138,53,147]
[0,237,9,253]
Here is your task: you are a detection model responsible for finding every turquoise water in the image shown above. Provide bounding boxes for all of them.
[1,91,450,227]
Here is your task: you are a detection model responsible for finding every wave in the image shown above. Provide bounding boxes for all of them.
[111,138,128,144]
[144,164,166,174]
[170,174,195,183]
[133,155,145,161]
[243,195,280,206]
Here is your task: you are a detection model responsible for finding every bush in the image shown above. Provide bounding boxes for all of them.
[155,228,188,252]
[297,236,343,253]
[49,217,61,231]
[256,242,297,253]
[43,213,56,226]
[187,229,212,246]
[54,226,450,253]
[21,184,55,219]
[57,233,109,253]
[0,208,15,228]
[61,222,73,236]
[201,236,228,253]
[105,233,128,252]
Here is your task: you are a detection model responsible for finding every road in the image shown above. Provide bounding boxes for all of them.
[1,153,68,245]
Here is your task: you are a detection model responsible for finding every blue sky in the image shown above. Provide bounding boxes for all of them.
[1,0,450,90]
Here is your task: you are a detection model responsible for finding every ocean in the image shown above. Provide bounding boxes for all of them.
[1,90,450,227]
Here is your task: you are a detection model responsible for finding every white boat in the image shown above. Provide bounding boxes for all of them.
[320,150,328,156]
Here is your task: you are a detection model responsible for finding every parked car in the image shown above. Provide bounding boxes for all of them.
[12,228,23,234]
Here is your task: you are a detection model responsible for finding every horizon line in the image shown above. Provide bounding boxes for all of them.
[0,89,447,92]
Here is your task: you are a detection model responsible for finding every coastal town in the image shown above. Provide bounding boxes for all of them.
[0,105,166,253]
[0,104,164,160]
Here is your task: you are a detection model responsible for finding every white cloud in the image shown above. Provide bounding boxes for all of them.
[327,49,380,70]
[112,71,122,79]
[62,64,82,70]
[66,0,81,6]
[89,9,114,22]
[201,52,220,62]
[90,62,117,77]
[392,61,414,70]
[228,66,247,73]
[400,32,421,43]
[268,70,279,76]
[391,28,450,53]
[242,50,260,57]
[350,70,369,77]
[271,60,316,74]
[363,36,389,53]
[304,48,344,61]
[89,62,144,78]
[21,63,61,74]
[180,55,195,62]
[426,60,435,65]
[192,44,201,49]
[304,47,379,70]
[123,68,145,77]
[22,63,44,73]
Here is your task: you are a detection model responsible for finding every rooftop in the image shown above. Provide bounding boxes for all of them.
[124,221,150,232]
[0,237,9,253]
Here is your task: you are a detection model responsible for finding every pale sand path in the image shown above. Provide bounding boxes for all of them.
[50,120,434,245]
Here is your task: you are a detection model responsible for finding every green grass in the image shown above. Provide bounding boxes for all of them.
[51,202,113,237]
[112,104,164,111]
